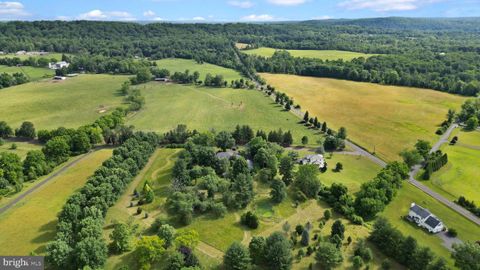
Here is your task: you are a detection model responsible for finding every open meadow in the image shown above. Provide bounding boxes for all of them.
[127,82,321,145]
[423,129,480,205]
[0,149,112,255]
[0,65,54,81]
[0,74,128,130]
[241,47,376,61]
[155,58,243,82]
[0,53,64,61]
[261,73,466,161]
[382,183,480,267]
[0,139,42,159]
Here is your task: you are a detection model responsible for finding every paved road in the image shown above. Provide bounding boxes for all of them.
[0,149,99,215]
[408,123,480,226]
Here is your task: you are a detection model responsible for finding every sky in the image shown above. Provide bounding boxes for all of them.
[0,0,479,22]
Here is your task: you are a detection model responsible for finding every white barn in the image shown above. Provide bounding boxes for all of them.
[408,203,444,233]
[49,61,70,70]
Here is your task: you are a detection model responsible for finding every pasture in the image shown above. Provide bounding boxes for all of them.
[0,74,128,130]
[0,65,54,81]
[155,58,243,82]
[0,53,64,61]
[241,47,376,61]
[423,130,480,205]
[383,183,480,267]
[0,149,112,255]
[127,82,321,145]
[261,73,466,161]
[0,139,42,159]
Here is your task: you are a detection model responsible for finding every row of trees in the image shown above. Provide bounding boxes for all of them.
[0,72,29,89]
[0,110,127,194]
[370,218,448,270]
[455,196,480,218]
[46,132,159,269]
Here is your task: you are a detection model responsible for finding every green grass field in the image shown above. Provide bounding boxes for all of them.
[0,65,54,81]
[423,130,480,205]
[127,82,321,145]
[242,47,376,61]
[0,149,112,255]
[155,58,243,82]
[382,183,480,267]
[261,73,466,161]
[0,139,42,159]
[0,53,64,61]
[0,74,128,130]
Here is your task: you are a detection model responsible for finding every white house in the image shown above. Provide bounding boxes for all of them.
[299,154,325,169]
[49,61,70,70]
[155,77,169,82]
[215,151,253,170]
[408,203,444,233]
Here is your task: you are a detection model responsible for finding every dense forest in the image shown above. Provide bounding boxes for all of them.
[0,18,479,95]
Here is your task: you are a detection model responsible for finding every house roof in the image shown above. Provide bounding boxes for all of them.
[410,203,431,219]
[215,151,236,159]
[425,216,441,228]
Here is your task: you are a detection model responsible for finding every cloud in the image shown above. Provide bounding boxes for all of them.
[228,1,255,8]
[153,17,164,21]
[312,15,332,20]
[143,10,156,17]
[192,16,206,20]
[78,9,136,21]
[241,14,274,21]
[338,0,442,12]
[0,1,29,17]
[267,0,307,6]
[56,15,71,21]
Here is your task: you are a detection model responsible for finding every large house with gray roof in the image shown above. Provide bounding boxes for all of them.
[408,203,445,233]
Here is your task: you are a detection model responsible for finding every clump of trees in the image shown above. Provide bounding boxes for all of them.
[46,132,159,269]
[0,72,29,89]
[246,232,292,270]
[370,218,451,269]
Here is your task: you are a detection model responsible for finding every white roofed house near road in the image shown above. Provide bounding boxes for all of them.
[49,61,70,70]
[408,203,445,233]
[299,154,325,169]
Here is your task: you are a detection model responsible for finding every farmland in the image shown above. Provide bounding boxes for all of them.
[127,82,321,145]
[261,73,466,161]
[0,53,64,61]
[0,139,42,159]
[241,47,376,61]
[423,130,480,205]
[0,74,128,130]
[0,149,112,255]
[0,65,54,81]
[155,58,243,82]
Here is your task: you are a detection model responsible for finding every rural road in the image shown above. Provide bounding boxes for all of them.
[408,124,480,226]
[0,149,100,215]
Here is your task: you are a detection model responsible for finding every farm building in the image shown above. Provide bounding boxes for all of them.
[299,154,325,169]
[408,203,445,233]
[155,77,169,82]
[216,150,253,169]
[53,76,66,80]
[49,61,70,70]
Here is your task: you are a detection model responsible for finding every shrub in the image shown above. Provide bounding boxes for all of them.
[241,211,259,229]
[447,228,458,237]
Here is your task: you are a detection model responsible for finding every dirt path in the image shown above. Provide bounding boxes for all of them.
[0,148,103,215]
[196,242,224,259]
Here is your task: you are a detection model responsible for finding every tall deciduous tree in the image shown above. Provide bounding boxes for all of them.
[224,242,252,270]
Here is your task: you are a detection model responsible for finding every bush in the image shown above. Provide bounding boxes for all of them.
[211,202,227,218]
[241,211,259,229]
[137,207,143,215]
[10,143,17,150]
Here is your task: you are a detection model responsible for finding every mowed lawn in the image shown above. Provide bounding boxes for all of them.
[261,74,466,161]
[242,47,376,61]
[0,74,128,130]
[0,149,112,255]
[382,183,480,267]
[0,139,42,159]
[155,58,243,82]
[424,130,480,205]
[0,65,54,81]
[127,83,321,145]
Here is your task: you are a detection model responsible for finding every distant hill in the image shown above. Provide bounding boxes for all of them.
[301,17,480,32]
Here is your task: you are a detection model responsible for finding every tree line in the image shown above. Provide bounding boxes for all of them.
[46,132,159,269]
